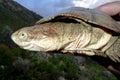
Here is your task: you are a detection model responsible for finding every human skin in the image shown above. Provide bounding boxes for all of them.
[97,1,120,21]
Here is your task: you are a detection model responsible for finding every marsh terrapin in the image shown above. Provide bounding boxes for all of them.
[11,7,120,62]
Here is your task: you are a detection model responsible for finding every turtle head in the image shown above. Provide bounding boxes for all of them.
[11,24,59,52]
[11,27,33,50]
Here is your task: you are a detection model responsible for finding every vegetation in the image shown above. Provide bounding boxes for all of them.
[0,0,41,30]
[0,47,117,80]
[0,0,41,48]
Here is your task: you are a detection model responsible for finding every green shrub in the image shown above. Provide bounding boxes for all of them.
[0,48,80,80]
[27,54,79,80]
[0,48,117,80]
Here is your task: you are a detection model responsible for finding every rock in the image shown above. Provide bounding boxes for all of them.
[0,26,15,48]
[34,52,51,60]
[74,56,86,70]
[58,76,66,80]
[0,65,5,70]
[13,57,31,73]
[79,63,85,70]
[103,70,113,77]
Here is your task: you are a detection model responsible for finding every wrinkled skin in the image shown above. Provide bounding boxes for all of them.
[11,21,120,78]
[11,21,120,62]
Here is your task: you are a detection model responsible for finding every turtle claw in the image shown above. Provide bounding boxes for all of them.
[90,50,107,57]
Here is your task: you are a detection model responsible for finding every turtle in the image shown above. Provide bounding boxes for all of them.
[11,7,120,62]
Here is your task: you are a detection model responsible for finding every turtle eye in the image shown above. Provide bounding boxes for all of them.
[19,31,27,40]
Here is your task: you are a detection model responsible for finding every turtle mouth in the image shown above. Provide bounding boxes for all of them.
[14,41,31,50]
[11,33,16,43]
[11,34,31,48]
[21,43,46,51]
[20,43,31,48]
[21,43,32,50]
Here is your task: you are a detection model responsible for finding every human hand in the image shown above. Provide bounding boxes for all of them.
[97,1,120,21]
[94,1,120,79]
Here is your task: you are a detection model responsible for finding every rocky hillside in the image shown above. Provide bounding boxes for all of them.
[0,0,42,30]
[0,0,42,48]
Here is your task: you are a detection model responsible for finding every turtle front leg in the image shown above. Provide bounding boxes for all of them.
[61,48,107,57]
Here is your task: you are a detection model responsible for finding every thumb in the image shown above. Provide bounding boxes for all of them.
[97,1,120,21]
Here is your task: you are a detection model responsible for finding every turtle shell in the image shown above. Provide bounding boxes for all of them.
[36,7,120,33]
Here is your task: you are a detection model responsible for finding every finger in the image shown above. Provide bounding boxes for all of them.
[97,1,120,16]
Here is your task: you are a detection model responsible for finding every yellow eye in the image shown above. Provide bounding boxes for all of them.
[19,31,27,39]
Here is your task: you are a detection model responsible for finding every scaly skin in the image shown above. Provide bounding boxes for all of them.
[106,36,120,62]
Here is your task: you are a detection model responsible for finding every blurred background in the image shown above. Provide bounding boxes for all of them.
[0,0,118,80]
[14,0,119,17]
